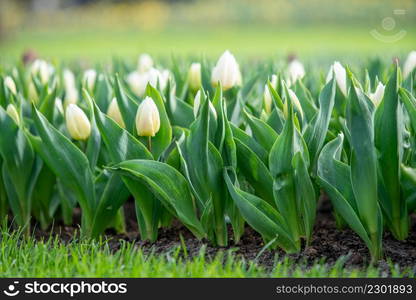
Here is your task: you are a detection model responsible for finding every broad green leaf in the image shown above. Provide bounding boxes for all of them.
[244,110,278,152]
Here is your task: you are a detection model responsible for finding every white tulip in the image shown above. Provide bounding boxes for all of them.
[138,54,154,73]
[283,88,304,119]
[193,90,217,119]
[188,63,202,91]
[63,69,76,91]
[263,75,278,114]
[6,104,20,125]
[368,82,385,107]
[135,96,160,137]
[107,98,125,128]
[127,68,168,97]
[4,76,17,95]
[83,69,97,91]
[288,59,305,85]
[403,51,416,78]
[65,104,91,141]
[64,86,79,108]
[326,61,347,96]
[211,50,242,90]
[31,59,53,84]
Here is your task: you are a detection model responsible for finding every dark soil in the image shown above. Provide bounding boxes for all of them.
[30,199,416,274]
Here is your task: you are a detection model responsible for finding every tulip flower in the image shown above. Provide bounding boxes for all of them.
[138,54,154,73]
[283,88,304,119]
[135,96,160,137]
[107,98,125,128]
[65,104,91,141]
[188,63,202,91]
[127,68,169,97]
[28,82,38,104]
[4,76,17,95]
[63,69,76,91]
[64,86,79,108]
[403,51,416,78]
[31,59,53,84]
[368,82,385,107]
[193,90,217,119]
[288,59,305,85]
[83,69,97,91]
[326,61,347,96]
[263,74,278,114]
[6,104,20,125]
[211,50,242,90]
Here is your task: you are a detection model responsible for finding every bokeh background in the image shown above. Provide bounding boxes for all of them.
[0,0,415,62]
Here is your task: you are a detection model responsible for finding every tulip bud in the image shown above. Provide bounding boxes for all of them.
[64,86,79,108]
[368,82,385,107]
[211,50,242,90]
[138,54,154,73]
[135,96,160,137]
[107,98,125,128]
[326,61,347,96]
[28,82,38,104]
[287,59,305,85]
[63,69,76,91]
[83,69,97,91]
[188,63,202,91]
[127,68,168,97]
[31,59,52,84]
[6,104,20,125]
[193,90,217,119]
[65,104,91,141]
[263,75,278,114]
[4,76,17,95]
[403,51,416,78]
[283,88,304,119]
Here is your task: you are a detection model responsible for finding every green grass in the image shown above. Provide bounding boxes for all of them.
[1,25,415,62]
[0,228,411,278]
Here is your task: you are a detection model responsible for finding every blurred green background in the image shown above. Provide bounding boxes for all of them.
[0,0,415,62]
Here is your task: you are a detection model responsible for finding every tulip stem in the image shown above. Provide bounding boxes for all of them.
[147,136,152,152]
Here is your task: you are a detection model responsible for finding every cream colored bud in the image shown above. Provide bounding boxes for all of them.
[63,69,76,91]
[288,59,305,85]
[283,88,304,119]
[28,82,38,104]
[263,75,277,114]
[31,59,52,84]
[188,63,202,91]
[107,98,125,128]
[83,69,97,91]
[4,76,17,95]
[135,97,160,137]
[6,104,20,125]
[65,104,91,141]
[127,68,168,97]
[211,50,242,90]
[403,51,416,78]
[368,82,385,107]
[326,61,347,96]
[138,54,154,73]
[64,86,79,108]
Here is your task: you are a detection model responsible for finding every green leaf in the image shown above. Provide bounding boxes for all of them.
[111,159,205,238]
[114,74,138,133]
[243,110,278,152]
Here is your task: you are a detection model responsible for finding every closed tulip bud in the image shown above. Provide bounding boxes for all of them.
[368,82,385,107]
[193,90,217,119]
[287,59,305,85]
[83,69,97,91]
[4,76,17,95]
[107,98,125,128]
[31,59,52,84]
[65,104,91,141]
[211,50,242,90]
[135,96,160,137]
[6,104,20,125]
[138,54,154,73]
[63,69,76,91]
[263,75,278,114]
[55,97,64,114]
[127,68,168,97]
[188,63,202,91]
[283,88,304,119]
[403,51,416,78]
[64,86,79,108]
[326,61,347,96]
